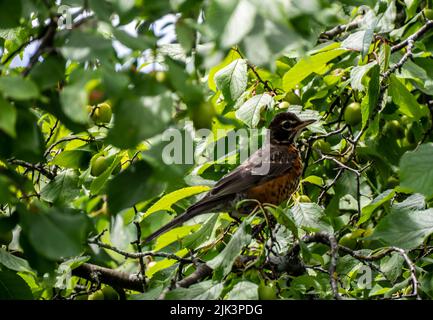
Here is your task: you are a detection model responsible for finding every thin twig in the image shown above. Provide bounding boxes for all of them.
[319,17,362,39]
[45,120,59,144]
[7,159,55,180]
[132,206,147,291]
[44,135,92,157]
[88,239,195,263]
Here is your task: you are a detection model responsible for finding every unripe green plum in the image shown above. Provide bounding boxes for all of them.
[344,102,362,126]
[91,103,112,124]
[258,282,277,300]
[88,290,105,300]
[191,102,215,130]
[90,155,110,177]
[102,286,119,300]
[384,120,404,139]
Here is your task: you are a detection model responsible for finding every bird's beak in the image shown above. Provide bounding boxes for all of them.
[296,119,316,131]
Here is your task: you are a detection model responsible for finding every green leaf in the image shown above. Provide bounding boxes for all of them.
[226,281,258,300]
[60,30,113,62]
[107,161,164,214]
[29,55,66,91]
[268,206,298,239]
[377,0,396,32]
[13,110,45,163]
[183,214,219,249]
[291,202,331,232]
[342,30,367,52]
[0,96,17,137]
[165,280,224,300]
[380,253,404,283]
[302,175,324,187]
[388,75,427,120]
[400,143,433,198]
[208,50,242,91]
[52,149,91,169]
[60,84,88,124]
[361,63,380,128]
[214,59,248,103]
[175,19,196,52]
[370,207,433,249]
[141,186,210,220]
[361,27,375,58]
[154,225,200,251]
[350,62,377,91]
[206,0,257,48]
[0,1,21,28]
[107,95,173,149]
[19,206,88,260]
[207,215,254,279]
[0,269,33,300]
[358,189,395,225]
[282,48,346,91]
[90,155,122,195]
[40,170,80,204]
[0,76,39,100]
[393,193,425,211]
[112,28,155,51]
[0,248,33,273]
[235,93,274,128]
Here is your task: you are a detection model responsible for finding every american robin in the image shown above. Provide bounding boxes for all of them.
[143,112,315,243]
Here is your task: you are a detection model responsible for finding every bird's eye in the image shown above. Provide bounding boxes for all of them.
[282,121,292,129]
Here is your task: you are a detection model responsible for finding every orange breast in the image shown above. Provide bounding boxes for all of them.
[246,147,302,205]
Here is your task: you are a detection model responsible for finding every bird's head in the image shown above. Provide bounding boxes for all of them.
[269,112,316,145]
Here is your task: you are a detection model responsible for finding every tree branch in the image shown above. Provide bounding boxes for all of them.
[72,263,144,292]
[391,20,433,53]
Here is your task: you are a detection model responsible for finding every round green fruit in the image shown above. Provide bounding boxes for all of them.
[258,283,277,300]
[75,294,89,300]
[91,156,110,177]
[88,290,105,300]
[344,102,362,126]
[283,92,302,105]
[0,230,13,246]
[155,71,167,83]
[339,233,357,249]
[385,120,405,139]
[191,102,215,130]
[91,103,112,124]
[102,286,119,300]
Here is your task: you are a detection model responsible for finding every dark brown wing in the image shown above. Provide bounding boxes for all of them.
[142,144,297,243]
[208,144,297,198]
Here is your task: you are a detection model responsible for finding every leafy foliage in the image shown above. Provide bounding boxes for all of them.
[1,0,433,300]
